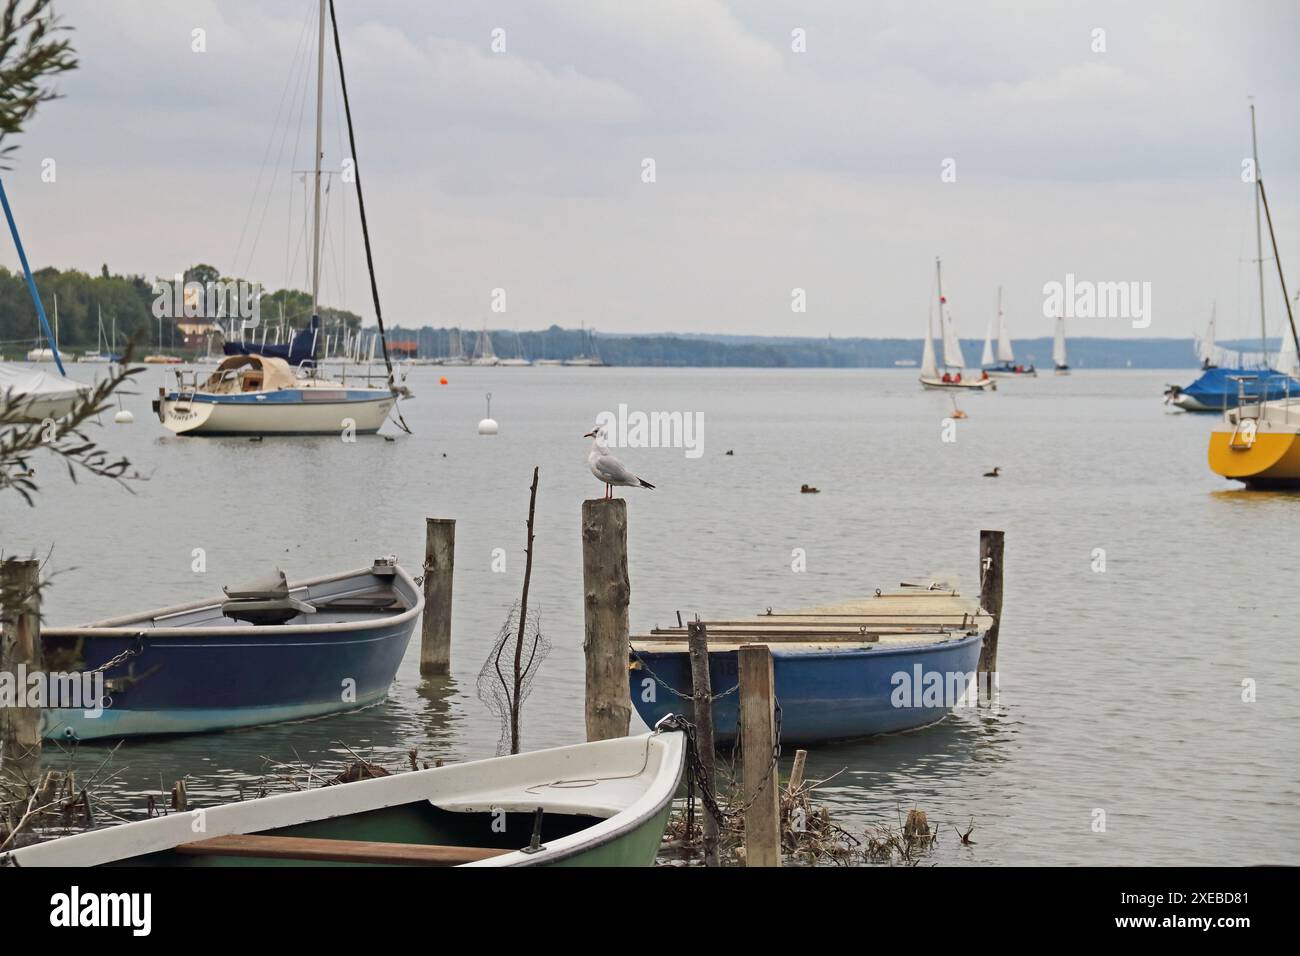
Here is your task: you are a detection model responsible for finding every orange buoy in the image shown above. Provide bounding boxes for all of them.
[440,377,448,385]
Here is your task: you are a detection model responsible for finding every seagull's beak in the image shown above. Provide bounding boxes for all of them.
[583,429,597,438]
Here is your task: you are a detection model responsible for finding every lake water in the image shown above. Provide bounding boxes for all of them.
[3,365,1297,865]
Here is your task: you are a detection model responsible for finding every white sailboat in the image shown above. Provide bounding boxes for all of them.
[982,286,1036,377]
[78,304,111,362]
[470,328,500,366]
[1053,316,1070,374]
[1196,305,1219,370]
[564,324,607,366]
[497,330,532,367]
[439,328,469,366]
[26,293,59,361]
[919,259,995,391]
[153,0,401,436]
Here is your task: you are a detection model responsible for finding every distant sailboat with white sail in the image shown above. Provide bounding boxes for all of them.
[1195,305,1219,370]
[919,258,995,391]
[1053,316,1070,374]
[982,286,1036,377]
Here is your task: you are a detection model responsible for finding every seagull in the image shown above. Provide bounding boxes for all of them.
[983,467,1000,478]
[584,427,655,498]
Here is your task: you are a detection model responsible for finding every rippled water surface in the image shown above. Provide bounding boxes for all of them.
[4,366,1297,865]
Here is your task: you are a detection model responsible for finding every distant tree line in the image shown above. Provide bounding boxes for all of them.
[385,325,1203,368]
[0,264,363,357]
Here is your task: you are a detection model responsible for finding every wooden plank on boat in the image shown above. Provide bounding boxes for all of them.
[175,833,511,866]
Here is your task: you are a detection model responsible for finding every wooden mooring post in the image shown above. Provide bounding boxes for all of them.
[738,643,780,867]
[686,618,719,866]
[1,559,42,768]
[420,518,456,676]
[582,498,631,741]
[977,528,1005,698]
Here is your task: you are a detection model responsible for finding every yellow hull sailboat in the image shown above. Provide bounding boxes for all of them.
[1207,105,1300,490]
[1209,400,1300,489]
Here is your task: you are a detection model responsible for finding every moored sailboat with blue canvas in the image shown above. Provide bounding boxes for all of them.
[154,0,407,437]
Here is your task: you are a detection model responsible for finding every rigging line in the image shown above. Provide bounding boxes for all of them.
[328,0,411,433]
[329,43,349,309]
[246,12,315,284]
[284,9,317,294]
[231,0,315,277]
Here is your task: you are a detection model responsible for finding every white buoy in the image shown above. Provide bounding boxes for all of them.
[477,391,498,435]
[114,400,134,424]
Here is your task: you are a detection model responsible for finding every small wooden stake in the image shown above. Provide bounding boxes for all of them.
[977,529,1005,699]
[788,749,808,794]
[0,558,42,768]
[509,467,540,754]
[687,618,719,866]
[420,518,455,676]
[582,498,631,741]
[738,643,780,867]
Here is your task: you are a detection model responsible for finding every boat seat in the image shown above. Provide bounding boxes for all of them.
[221,569,316,625]
[175,833,511,866]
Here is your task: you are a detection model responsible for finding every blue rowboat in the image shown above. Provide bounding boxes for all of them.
[629,589,990,745]
[631,633,983,745]
[39,559,422,741]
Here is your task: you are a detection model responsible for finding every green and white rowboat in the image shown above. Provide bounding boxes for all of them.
[4,724,685,868]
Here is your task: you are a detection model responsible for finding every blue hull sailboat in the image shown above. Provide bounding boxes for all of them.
[630,589,990,745]
[39,559,422,741]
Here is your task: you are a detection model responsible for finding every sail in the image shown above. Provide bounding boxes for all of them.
[996,310,1014,363]
[920,318,939,379]
[941,309,966,369]
[1053,317,1068,367]
[981,319,995,367]
[1277,324,1300,379]
[1197,314,1218,366]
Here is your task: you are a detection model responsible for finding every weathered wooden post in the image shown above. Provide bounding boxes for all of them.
[738,643,780,867]
[686,618,719,866]
[420,518,455,676]
[1,559,43,767]
[977,529,1005,699]
[582,498,631,741]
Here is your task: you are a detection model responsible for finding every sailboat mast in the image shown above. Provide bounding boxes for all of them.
[309,0,326,323]
[1251,103,1267,361]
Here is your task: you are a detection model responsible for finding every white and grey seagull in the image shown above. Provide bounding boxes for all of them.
[584,427,656,498]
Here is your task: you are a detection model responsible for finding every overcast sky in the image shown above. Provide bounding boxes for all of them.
[5,0,1298,341]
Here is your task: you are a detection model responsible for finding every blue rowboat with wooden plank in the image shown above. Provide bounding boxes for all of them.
[630,587,990,745]
[5,721,686,868]
[39,558,422,741]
